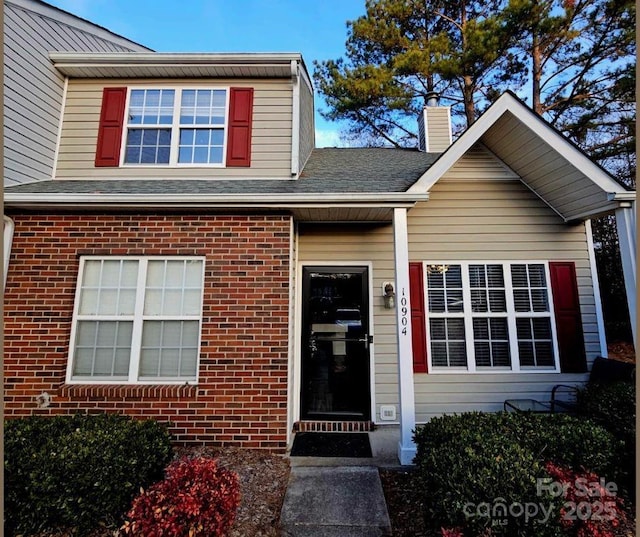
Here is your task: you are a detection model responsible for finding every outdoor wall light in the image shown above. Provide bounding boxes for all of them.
[427,263,450,274]
[383,281,395,309]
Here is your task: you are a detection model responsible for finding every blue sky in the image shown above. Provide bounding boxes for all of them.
[46,0,367,147]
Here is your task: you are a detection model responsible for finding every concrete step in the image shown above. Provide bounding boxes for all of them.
[280,466,392,537]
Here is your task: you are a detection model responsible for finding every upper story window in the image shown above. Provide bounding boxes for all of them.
[95,86,253,168]
[124,89,227,166]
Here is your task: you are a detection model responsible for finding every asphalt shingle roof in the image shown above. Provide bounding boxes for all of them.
[5,148,438,196]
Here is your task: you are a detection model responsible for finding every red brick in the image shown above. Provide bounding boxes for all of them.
[4,213,291,452]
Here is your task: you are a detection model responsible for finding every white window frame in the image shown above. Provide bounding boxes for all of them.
[119,86,230,168]
[423,261,561,374]
[66,256,206,385]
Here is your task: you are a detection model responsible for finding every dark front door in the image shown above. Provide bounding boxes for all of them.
[301,266,371,420]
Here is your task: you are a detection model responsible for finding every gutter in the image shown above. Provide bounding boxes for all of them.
[608,192,636,204]
[4,192,429,210]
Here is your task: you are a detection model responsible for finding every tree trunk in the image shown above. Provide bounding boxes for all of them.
[463,78,476,125]
[532,32,542,114]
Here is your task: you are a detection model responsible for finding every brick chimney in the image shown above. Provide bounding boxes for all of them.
[417,92,452,153]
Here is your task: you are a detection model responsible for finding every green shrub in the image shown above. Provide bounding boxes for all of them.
[5,413,172,536]
[578,381,636,496]
[414,412,619,536]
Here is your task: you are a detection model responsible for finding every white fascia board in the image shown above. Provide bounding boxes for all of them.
[608,191,636,202]
[408,92,628,195]
[4,192,428,209]
[49,51,303,66]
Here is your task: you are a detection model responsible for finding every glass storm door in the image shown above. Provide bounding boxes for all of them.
[301,266,371,420]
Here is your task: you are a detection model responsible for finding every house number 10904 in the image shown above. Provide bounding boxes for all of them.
[400,288,409,336]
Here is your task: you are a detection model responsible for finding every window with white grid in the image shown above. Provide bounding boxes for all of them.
[123,88,228,166]
[69,257,205,383]
[424,262,558,372]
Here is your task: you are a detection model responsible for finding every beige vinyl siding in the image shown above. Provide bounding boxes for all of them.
[298,78,315,172]
[4,0,146,186]
[408,177,595,422]
[418,107,452,153]
[297,224,396,423]
[56,78,293,178]
[296,147,599,424]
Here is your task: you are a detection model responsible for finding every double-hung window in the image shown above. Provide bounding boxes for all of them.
[68,257,205,383]
[123,88,228,166]
[425,262,559,372]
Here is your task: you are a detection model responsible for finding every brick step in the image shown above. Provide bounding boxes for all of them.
[293,420,374,433]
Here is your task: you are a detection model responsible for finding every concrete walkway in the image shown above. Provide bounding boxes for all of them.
[280,466,392,537]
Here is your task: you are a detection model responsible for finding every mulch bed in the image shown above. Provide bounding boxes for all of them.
[174,446,290,537]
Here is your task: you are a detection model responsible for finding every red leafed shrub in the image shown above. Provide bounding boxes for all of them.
[122,456,240,537]
[441,528,464,537]
[544,462,627,537]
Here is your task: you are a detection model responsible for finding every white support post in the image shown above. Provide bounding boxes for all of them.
[615,203,636,347]
[393,208,417,465]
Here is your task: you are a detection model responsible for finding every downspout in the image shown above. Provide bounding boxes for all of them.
[4,215,15,288]
[290,60,301,177]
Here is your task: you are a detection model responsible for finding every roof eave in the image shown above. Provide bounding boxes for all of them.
[49,52,310,80]
[4,192,429,210]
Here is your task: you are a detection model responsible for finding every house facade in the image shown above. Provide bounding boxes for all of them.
[4,33,636,462]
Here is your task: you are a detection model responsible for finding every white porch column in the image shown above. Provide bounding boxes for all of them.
[615,203,636,347]
[392,208,417,465]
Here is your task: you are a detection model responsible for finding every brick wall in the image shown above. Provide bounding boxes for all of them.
[4,213,291,451]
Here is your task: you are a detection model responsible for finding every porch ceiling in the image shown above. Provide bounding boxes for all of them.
[290,206,395,222]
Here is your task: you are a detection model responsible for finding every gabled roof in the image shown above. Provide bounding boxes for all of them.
[8,0,150,52]
[409,91,634,222]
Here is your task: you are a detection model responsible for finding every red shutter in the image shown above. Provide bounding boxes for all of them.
[409,262,428,373]
[95,87,127,167]
[226,87,254,167]
[549,262,587,373]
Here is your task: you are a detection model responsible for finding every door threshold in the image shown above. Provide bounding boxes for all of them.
[294,420,375,432]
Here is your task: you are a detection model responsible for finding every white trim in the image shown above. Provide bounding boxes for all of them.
[585,220,608,357]
[5,192,429,209]
[50,51,305,65]
[424,261,561,374]
[293,261,375,425]
[120,86,229,168]
[3,216,15,288]
[66,256,206,385]
[408,92,629,199]
[51,76,68,180]
[392,208,417,465]
[615,204,637,347]
[608,192,636,202]
[290,61,301,176]
[286,217,297,447]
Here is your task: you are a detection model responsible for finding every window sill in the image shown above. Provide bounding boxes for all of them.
[60,383,198,399]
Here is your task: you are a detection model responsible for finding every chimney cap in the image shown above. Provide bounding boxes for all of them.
[426,91,440,107]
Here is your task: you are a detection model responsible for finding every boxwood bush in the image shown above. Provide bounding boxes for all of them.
[5,413,173,536]
[414,411,619,536]
[578,381,636,496]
